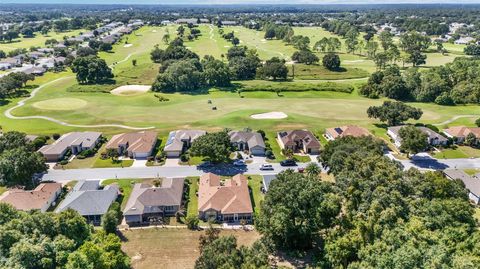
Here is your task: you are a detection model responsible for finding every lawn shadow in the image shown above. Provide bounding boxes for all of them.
[374,123,389,130]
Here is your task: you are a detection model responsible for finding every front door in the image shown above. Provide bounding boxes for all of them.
[234,214,238,222]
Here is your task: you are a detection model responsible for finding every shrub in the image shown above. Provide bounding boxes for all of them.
[59,160,68,165]
[186,215,199,230]
[52,133,61,140]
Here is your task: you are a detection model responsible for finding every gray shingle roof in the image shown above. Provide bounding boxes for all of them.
[229,131,266,149]
[55,180,118,216]
[444,169,480,198]
[123,178,184,216]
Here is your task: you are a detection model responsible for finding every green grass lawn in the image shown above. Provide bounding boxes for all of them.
[0,25,478,140]
[93,158,134,168]
[102,178,153,208]
[0,186,6,195]
[290,64,369,80]
[179,156,205,166]
[432,146,480,159]
[0,29,87,52]
[247,175,264,216]
[186,176,199,217]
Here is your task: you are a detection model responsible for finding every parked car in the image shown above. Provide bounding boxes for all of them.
[198,161,213,168]
[233,159,246,166]
[260,163,274,170]
[280,159,297,167]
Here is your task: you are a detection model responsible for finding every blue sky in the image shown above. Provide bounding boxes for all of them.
[3,0,480,4]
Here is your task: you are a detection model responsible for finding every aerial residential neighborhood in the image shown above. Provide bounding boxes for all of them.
[1,1,480,269]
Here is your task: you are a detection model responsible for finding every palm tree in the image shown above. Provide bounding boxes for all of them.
[305,162,321,178]
[282,148,294,159]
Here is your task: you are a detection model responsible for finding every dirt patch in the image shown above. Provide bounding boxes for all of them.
[251,111,288,119]
[111,85,151,96]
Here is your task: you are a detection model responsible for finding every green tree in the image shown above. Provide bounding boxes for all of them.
[398,125,429,157]
[190,131,233,163]
[71,55,113,84]
[185,215,199,230]
[305,162,321,177]
[257,170,341,250]
[379,30,394,51]
[257,57,288,80]
[152,59,205,93]
[367,101,423,126]
[101,210,118,234]
[465,132,478,147]
[322,53,341,71]
[291,50,319,65]
[106,147,119,161]
[201,55,231,87]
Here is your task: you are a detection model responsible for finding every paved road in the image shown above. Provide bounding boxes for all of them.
[42,162,316,182]
[388,152,480,170]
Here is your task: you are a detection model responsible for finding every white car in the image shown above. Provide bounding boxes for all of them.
[233,160,246,166]
[260,163,274,170]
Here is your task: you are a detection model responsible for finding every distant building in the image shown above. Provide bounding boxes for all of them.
[455,36,475,45]
[55,180,119,225]
[0,183,62,212]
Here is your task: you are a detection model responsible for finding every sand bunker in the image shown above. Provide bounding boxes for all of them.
[111,85,151,96]
[251,112,288,119]
[123,44,133,48]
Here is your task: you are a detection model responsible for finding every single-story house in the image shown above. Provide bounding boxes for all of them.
[262,174,276,193]
[198,173,253,223]
[443,169,480,204]
[229,130,266,156]
[27,51,45,59]
[175,18,199,25]
[443,126,480,143]
[123,178,185,225]
[221,21,238,26]
[277,130,321,154]
[325,125,372,141]
[0,57,22,67]
[0,182,62,212]
[164,130,206,158]
[455,36,475,45]
[105,131,158,159]
[39,132,102,162]
[387,126,448,148]
[55,180,119,225]
[0,62,12,70]
[37,48,55,54]
[23,66,47,76]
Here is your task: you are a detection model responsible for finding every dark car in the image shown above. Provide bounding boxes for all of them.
[280,159,297,166]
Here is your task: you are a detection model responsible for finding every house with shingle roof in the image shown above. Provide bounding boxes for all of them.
[325,125,371,141]
[443,126,480,143]
[443,169,480,204]
[39,132,102,161]
[277,130,320,154]
[229,130,266,156]
[0,183,62,212]
[55,180,118,225]
[106,131,158,159]
[198,173,253,223]
[164,130,206,158]
[388,126,448,148]
[123,178,185,224]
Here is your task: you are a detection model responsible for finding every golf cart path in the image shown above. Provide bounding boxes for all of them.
[4,53,154,130]
[433,115,479,126]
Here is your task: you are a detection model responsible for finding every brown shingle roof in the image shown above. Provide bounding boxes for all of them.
[278,130,320,148]
[106,131,157,154]
[0,183,62,211]
[444,126,480,139]
[198,173,253,215]
[326,125,371,139]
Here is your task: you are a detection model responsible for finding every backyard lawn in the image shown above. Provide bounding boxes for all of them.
[432,146,480,159]
[186,176,199,217]
[101,178,155,208]
[121,228,260,269]
[247,175,264,216]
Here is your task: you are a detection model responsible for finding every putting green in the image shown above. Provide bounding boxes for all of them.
[32,98,88,111]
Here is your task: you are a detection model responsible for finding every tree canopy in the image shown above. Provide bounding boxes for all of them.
[71,56,113,84]
[367,101,423,126]
[189,131,233,163]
